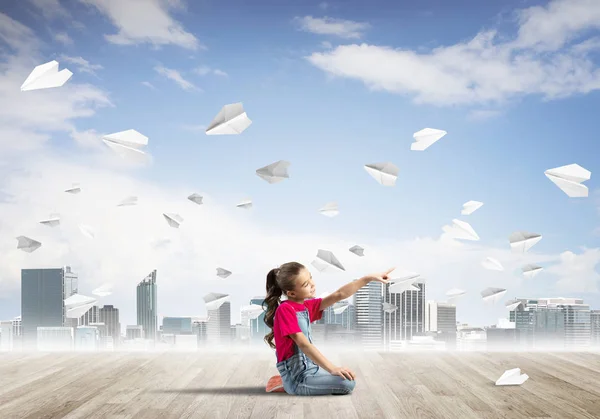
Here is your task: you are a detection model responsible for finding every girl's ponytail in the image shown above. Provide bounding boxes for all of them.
[263,268,283,349]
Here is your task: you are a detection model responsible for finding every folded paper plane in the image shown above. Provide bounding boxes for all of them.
[495,368,529,386]
[349,245,364,256]
[236,198,252,209]
[205,102,252,135]
[216,267,232,279]
[65,183,81,194]
[544,164,591,198]
[319,202,339,217]
[505,300,522,311]
[64,294,97,319]
[311,259,329,272]
[256,160,290,184]
[509,231,542,253]
[411,128,446,151]
[442,219,480,241]
[481,287,506,303]
[481,257,504,271]
[364,162,399,186]
[316,249,345,271]
[389,276,420,294]
[522,264,543,278]
[163,213,183,228]
[446,288,466,299]
[39,213,60,227]
[461,201,483,215]
[117,196,138,206]
[241,304,265,320]
[203,293,230,311]
[92,284,113,297]
[102,129,148,159]
[382,302,398,313]
[79,224,95,239]
[16,236,41,253]
[188,193,204,205]
[21,60,72,91]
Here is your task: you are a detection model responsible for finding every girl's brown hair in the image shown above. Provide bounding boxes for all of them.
[263,261,305,349]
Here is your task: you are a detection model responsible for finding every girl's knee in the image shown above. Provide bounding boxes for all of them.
[334,378,356,395]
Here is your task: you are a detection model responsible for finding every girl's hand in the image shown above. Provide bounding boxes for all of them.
[330,366,356,380]
[364,267,395,284]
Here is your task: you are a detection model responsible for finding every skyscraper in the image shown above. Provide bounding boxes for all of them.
[136,270,158,341]
[99,305,121,346]
[249,296,268,344]
[21,266,78,349]
[382,281,426,348]
[205,293,231,346]
[353,280,383,350]
[591,310,600,347]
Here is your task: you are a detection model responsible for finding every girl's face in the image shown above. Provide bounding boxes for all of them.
[287,268,316,300]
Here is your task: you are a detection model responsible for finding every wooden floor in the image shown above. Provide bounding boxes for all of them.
[1,349,599,419]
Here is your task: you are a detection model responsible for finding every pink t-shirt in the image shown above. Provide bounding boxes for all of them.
[274,298,323,363]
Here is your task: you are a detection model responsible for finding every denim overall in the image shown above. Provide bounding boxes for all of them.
[275,308,356,396]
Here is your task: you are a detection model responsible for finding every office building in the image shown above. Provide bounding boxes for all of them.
[354,280,383,350]
[99,305,121,346]
[136,270,158,341]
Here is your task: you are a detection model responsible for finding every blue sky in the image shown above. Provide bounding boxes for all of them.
[0,0,599,329]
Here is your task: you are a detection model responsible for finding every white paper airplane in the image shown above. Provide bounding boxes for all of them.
[481,287,506,303]
[117,196,138,206]
[64,293,97,319]
[505,300,522,311]
[442,219,480,241]
[544,164,591,198]
[446,288,466,299]
[389,276,420,294]
[16,236,41,253]
[79,224,95,239]
[216,267,232,279]
[65,183,81,194]
[461,201,483,216]
[509,231,542,253]
[349,245,364,257]
[102,129,148,159]
[236,198,252,209]
[364,162,399,186]
[411,128,447,151]
[203,293,230,310]
[92,284,113,297]
[319,202,339,217]
[316,249,345,271]
[39,213,60,227]
[256,160,290,184]
[21,60,73,91]
[311,259,329,272]
[495,368,529,386]
[241,304,265,320]
[481,257,504,271]
[333,304,350,315]
[382,302,398,313]
[205,102,252,135]
[163,213,183,228]
[522,264,543,278]
[188,193,204,205]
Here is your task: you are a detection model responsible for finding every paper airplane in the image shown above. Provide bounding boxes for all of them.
[16,236,41,253]
[509,231,542,253]
[481,257,504,271]
[21,60,73,91]
[92,284,113,297]
[505,300,522,311]
[495,368,529,386]
[411,128,447,151]
[333,303,350,315]
[79,224,95,239]
[102,129,148,161]
[311,259,329,272]
[461,201,483,215]
[236,198,252,209]
[188,193,204,205]
[389,276,420,294]
[163,213,183,228]
[256,160,290,184]
[349,245,364,257]
[65,183,81,194]
[316,249,345,271]
[241,304,265,320]
[319,202,339,217]
[216,267,232,279]
[203,293,230,310]
[39,213,60,227]
[544,164,591,198]
[382,302,398,313]
[364,162,399,186]
[446,288,466,299]
[205,102,252,135]
[64,294,97,319]
[481,287,506,303]
[522,264,543,278]
[117,196,138,206]
[442,219,480,241]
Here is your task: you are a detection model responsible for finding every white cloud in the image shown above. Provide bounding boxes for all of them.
[467,109,503,121]
[318,2,329,11]
[154,65,200,91]
[141,81,157,90]
[54,32,73,45]
[213,69,228,77]
[59,55,103,75]
[305,0,600,106]
[0,14,112,153]
[293,16,370,39]
[28,0,72,20]
[194,65,228,77]
[545,248,600,293]
[78,0,202,50]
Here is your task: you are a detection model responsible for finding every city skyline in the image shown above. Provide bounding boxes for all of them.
[0,0,600,330]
